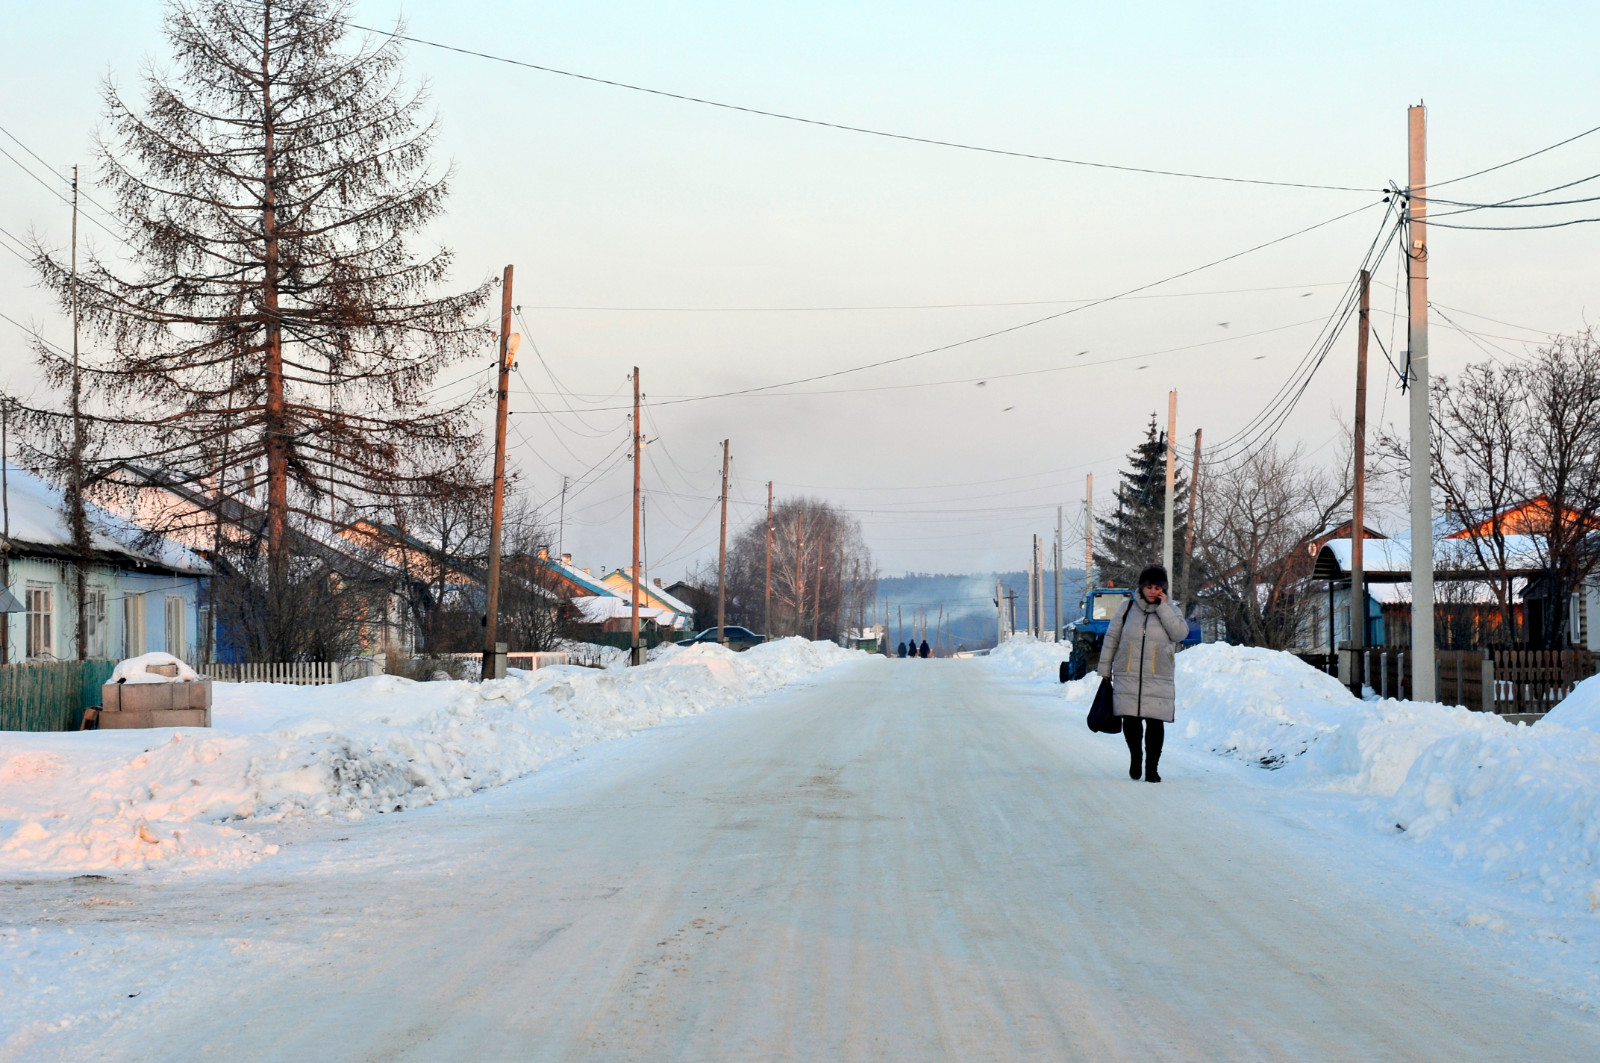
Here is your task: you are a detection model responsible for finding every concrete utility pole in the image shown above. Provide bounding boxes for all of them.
[764,481,773,636]
[1085,473,1095,591]
[717,439,730,646]
[558,475,568,557]
[995,580,1003,645]
[1054,505,1063,642]
[1027,536,1036,637]
[630,367,642,666]
[1162,390,1177,580]
[1185,428,1201,603]
[1351,268,1372,694]
[482,265,515,682]
[1407,104,1436,701]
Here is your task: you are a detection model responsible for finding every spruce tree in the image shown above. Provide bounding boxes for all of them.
[1093,414,1190,596]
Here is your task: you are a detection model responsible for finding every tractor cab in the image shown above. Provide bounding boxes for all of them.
[1063,585,1201,680]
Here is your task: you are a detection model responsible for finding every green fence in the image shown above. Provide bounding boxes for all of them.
[0,660,118,732]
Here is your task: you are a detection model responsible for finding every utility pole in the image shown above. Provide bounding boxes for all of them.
[1162,389,1177,580]
[2,397,9,664]
[985,576,998,643]
[765,481,773,636]
[717,439,730,645]
[1054,506,1063,643]
[558,475,568,557]
[1351,268,1371,695]
[1185,428,1201,603]
[1085,473,1095,591]
[1026,537,1036,638]
[795,509,805,636]
[900,602,905,651]
[1407,104,1436,701]
[69,165,88,660]
[630,367,642,666]
[481,265,515,682]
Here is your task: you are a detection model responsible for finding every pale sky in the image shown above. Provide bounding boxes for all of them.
[3,1,1597,577]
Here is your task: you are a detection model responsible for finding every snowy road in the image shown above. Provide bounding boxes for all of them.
[9,657,1599,1061]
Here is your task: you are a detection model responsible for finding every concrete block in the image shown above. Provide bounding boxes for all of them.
[99,679,212,728]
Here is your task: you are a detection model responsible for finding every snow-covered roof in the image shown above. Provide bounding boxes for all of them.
[601,568,695,617]
[1315,534,1549,582]
[538,556,621,598]
[2,464,210,576]
[570,595,682,627]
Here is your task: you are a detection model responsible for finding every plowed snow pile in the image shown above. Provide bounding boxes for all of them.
[990,637,1600,920]
[0,638,855,874]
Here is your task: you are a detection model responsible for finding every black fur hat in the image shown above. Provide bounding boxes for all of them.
[1136,564,1169,592]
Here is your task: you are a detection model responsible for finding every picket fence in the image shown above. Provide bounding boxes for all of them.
[0,659,118,732]
[205,659,385,686]
[1348,647,1596,719]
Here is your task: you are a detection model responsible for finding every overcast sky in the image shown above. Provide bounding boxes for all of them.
[3,1,1598,578]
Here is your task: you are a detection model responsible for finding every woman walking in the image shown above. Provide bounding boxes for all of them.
[1096,565,1188,783]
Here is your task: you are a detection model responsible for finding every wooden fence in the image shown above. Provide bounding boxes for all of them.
[204,659,385,686]
[1349,648,1597,718]
[1,660,118,732]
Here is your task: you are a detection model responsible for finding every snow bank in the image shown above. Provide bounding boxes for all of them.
[992,640,1600,920]
[0,637,856,875]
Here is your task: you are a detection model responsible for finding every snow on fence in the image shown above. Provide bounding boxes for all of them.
[204,659,385,686]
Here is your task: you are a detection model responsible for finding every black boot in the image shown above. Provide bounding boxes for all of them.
[1122,718,1141,780]
[1145,720,1164,783]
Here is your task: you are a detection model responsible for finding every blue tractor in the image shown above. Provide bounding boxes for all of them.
[1063,587,1202,680]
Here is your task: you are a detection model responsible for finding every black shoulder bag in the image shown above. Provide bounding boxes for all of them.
[1085,605,1130,735]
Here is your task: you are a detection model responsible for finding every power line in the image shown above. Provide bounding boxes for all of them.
[516,281,1349,313]
[551,200,1386,413]
[323,13,1377,193]
[1432,121,1600,190]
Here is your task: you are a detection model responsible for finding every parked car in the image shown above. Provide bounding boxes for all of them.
[676,626,765,651]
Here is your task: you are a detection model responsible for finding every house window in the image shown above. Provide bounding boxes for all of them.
[165,595,186,659]
[124,594,145,657]
[25,582,53,659]
[84,585,109,658]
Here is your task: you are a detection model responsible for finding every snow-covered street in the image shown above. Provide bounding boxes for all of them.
[6,650,1600,1061]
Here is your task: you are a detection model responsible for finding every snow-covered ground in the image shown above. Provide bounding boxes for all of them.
[989,635,1600,1000]
[0,638,856,876]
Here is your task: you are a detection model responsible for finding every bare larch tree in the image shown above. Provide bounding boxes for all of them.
[25,0,492,653]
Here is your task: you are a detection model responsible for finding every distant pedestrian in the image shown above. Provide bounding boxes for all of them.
[897,642,907,658]
[1096,564,1187,783]
[919,639,930,659]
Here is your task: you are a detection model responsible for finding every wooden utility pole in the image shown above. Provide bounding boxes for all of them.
[1407,104,1436,701]
[2,398,9,663]
[1351,269,1372,694]
[68,164,89,660]
[764,481,773,636]
[481,264,514,681]
[630,367,642,666]
[1162,390,1177,579]
[794,509,805,636]
[1084,473,1095,591]
[1184,428,1202,602]
[717,439,730,645]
